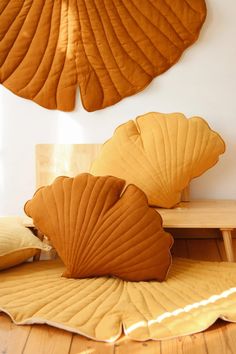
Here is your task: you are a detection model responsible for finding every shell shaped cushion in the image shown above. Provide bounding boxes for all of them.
[91,112,226,208]
[0,0,206,111]
[24,173,173,281]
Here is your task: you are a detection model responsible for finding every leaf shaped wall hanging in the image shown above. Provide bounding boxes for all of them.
[0,0,206,112]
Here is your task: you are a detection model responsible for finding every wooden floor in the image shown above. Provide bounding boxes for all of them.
[1,237,236,354]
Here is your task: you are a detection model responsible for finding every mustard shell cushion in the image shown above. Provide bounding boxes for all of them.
[0,0,206,111]
[0,216,51,270]
[24,173,173,282]
[91,112,225,208]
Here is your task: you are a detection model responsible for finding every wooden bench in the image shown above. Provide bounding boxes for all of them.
[156,200,236,262]
[29,144,235,262]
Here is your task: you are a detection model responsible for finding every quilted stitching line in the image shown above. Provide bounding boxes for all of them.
[87,226,161,273]
[133,282,159,320]
[120,0,169,64]
[114,129,169,200]
[76,178,121,267]
[12,278,109,319]
[41,184,60,244]
[81,0,122,100]
[17,0,55,94]
[0,0,25,40]
[81,205,162,272]
[76,177,108,264]
[55,0,70,108]
[72,175,90,267]
[146,0,186,43]
[35,278,115,320]
[2,1,46,82]
[92,282,124,335]
[0,0,34,68]
[75,0,103,105]
[130,283,179,337]
[164,0,196,35]
[78,199,149,271]
[180,118,189,190]
[109,0,158,76]
[0,0,13,16]
[164,117,174,196]
[125,283,151,323]
[135,116,172,201]
[67,280,123,326]
[76,0,104,107]
[183,0,201,15]
[93,0,137,90]
[77,188,149,270]
[31,1,62,100]
[62,177,70,266]
[0,1,24,43]
[153,118,173,200]
[33,0,68,104]
[144,278,195,311]
[188,120,202,178]
[130,0,181,52]
[106,0,153,77]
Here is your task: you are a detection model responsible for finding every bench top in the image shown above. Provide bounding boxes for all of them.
[24,200,236,230]
[156,200,236,229]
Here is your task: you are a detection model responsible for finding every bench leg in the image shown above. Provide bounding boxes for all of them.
[220,228,235,262]
[32,229,44,262]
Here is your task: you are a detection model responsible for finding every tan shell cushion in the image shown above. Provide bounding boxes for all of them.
[91,112,225,208]
[0,216,51,270]
[0,0,206,111]
[0,258,236,342]
[24,173,173,281]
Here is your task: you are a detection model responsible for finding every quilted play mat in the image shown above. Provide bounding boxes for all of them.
[1,258,236,342]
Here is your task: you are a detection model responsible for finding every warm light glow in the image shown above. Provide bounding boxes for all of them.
[126,321,147,334]
[76,349,95,354]
[57,111,84,143]
[125,287,236,333]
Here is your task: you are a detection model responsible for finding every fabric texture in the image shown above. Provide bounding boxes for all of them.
[0,0,206,111]
[0,216,51,270]
[24,173,173,281]
[91,112,225,208]
[0,258,236,342]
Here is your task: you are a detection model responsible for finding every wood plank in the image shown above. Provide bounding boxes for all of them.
[115,337,160,354]
[0,313,13,353]
[187,239,221,261]
[221,320,236,351]
[157,200,236,229]
[23,324,72,354]
[203,320,236,354]
[70,334,114,354]
[167,228,220,239]
[6,325,31,354]
[161,333,208,354]
[0,314,31,354]
[217,238,236,262]
[171,239,189,258]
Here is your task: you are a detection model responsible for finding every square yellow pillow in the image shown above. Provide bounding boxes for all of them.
[0,216,51,270]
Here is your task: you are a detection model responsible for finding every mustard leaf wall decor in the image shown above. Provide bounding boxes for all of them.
[0,0,206,112]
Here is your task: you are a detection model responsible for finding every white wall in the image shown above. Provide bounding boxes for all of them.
[0,0,236,216]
